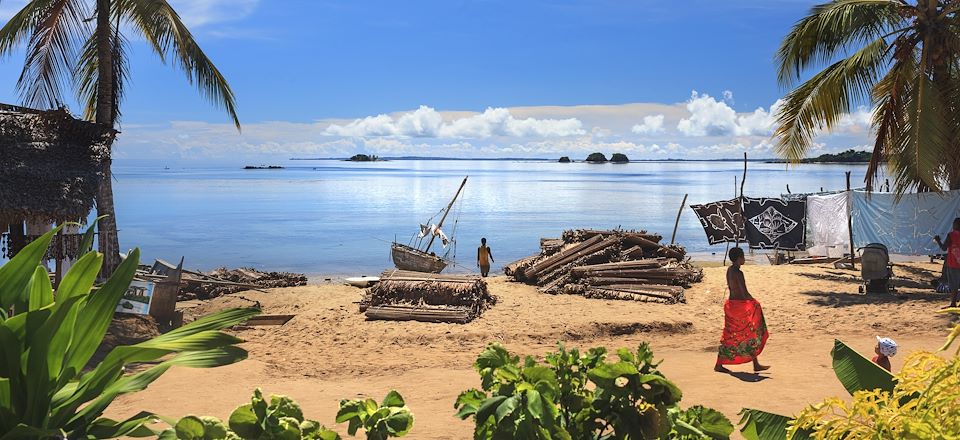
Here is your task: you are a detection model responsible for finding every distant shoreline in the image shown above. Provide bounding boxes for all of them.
[289,157,792,163]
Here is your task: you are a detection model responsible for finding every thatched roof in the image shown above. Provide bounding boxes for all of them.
[0,104,115,224]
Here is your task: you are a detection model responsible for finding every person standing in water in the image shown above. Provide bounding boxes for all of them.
[715,247,770,373]
[477,238,494,277]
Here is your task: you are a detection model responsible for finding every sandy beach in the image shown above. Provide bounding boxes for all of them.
[107,260,955,439]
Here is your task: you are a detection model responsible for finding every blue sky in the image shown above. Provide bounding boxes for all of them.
[0,0,874,163]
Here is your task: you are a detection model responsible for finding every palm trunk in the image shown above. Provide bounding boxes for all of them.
[95,0,120,276]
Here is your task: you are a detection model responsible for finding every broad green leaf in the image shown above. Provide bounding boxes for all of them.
[23,295,83,425]
[474,395,507,424]
[270,394,305,421]
[383,409,413,436]
[453,389,486,420]
[27,266,52,311]
[85,411,160,438]
[0,423,62,440]
[494,395,519,423]
[55,251,103,301]
[831,339,894,395]
[738,408,810,440]
[524,390,545,423]
[175,415,206,440]
[79,216,107,254]
[228,404,261,438]
[381,390,405,408]
[0,225,62,312]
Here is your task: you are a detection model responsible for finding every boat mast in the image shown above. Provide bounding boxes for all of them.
[424,176,468,253]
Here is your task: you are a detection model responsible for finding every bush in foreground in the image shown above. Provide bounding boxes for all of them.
[164,389,413,440]
[0,224,256,439]
[455,343,733,439]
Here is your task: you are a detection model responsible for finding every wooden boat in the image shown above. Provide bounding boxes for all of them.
[391,177,468,273]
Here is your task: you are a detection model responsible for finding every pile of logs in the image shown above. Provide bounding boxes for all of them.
[177,267,307,300]
[504,228,702,304]
[360,270,496,324]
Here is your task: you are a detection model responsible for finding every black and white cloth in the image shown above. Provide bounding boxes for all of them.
[690,199,746,244]
[742,197,807,250]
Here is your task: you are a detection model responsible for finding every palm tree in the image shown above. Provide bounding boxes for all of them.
[0,0,240,275]
[775,0,960,193]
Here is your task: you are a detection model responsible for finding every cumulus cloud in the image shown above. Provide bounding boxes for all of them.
[631,114,665,135]
[325,105,585,139]
[168,0,260,28]
[676,91,782,137]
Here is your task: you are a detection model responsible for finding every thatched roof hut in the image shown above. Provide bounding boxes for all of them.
[0,104,115,226]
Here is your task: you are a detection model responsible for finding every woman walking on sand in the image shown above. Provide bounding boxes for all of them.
[715,247,770,373]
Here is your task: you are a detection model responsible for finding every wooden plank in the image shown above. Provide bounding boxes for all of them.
[364,305,473,324]
[523,234,604,278]
[243,314,296,326]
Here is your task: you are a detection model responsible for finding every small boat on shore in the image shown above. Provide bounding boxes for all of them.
[345,276,380,288]
[391,176,468,273]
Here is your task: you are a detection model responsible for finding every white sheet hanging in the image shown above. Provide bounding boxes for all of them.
[806,192,851,255]
[851,190,960,255]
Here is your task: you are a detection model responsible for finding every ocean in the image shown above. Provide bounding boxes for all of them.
[110,159,869,277]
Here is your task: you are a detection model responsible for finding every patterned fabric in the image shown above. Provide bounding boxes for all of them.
[742,197,807,250]
[690,199,745,244]
[851,190,960,255]
[876,336,897,357]
[717,299,768,365]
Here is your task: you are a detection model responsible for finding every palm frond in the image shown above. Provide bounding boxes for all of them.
[11,0,89,109]
[119,0,240,130]
[887,63,950,192]
[777,0,904,87]
[774,37,890,161]
[865,53,916,190]
[74,17,129,123]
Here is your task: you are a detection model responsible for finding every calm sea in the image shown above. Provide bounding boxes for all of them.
[110,160,869,277]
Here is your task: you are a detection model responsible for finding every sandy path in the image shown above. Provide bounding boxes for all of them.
[107,261,956,439]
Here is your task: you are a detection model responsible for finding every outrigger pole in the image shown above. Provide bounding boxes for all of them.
[424,176,469,253]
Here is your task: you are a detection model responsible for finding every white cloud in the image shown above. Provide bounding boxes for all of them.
[168,0,259,28]
[631,114,665,135]
[722,90,735,102]
[326,106,585,139]
[676,91,782,137]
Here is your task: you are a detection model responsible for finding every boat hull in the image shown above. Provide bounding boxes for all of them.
[391,243,447,273]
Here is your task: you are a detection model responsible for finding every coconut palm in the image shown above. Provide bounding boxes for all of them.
[0,0,240,275]
[775,0,960,193]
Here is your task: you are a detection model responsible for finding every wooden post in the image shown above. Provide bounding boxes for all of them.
[740,152,747,198]
[670,194,689,245]
[846,171,856,270]
[786,184,791,194]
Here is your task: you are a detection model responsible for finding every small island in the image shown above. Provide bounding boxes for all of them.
[767,149,872,164]
[347,154,382,162]
[243,165,284,170]
[610,153,629,163]
[558,156,571,163]
[585,152,608,163]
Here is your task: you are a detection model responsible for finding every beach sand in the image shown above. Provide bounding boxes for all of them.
[107,261,956,439]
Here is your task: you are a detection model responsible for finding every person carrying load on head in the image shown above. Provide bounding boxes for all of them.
[477,237,494,277]
[934,217,960,309]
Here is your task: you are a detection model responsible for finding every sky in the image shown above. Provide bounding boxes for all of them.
[0,0,876,164]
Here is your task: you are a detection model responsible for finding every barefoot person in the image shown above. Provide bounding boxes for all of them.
[934,217,960,309]
[477,238,494,277]
[715,247,770,373]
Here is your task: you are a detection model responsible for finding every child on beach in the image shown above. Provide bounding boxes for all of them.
[715,247,770,373]
[477,238,494,277]
[873,336,897,372]
[934,217,960,309]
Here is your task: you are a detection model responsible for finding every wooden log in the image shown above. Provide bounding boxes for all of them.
[577,229,662,242]
[621,245,646,260]
[622,234,663,250]
[523,234,605,279]
[569,258,664,274]
[364,305,473,324]
[585,277,667,286]
[601,284,684,294]
[583,288,676,303]
[573,268,694,279]
[532,236,621,278]
[656,246,685,260]
[504,255,537,278]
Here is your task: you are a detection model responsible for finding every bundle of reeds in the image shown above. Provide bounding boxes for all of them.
[362,270,496,323]
[507,228,702,304]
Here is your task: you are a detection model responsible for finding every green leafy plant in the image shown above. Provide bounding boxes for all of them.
[739,309,960,439]
[455,342,733,439]
[336,390,414,440]
[0,225,258,439]
[164,389,413,440]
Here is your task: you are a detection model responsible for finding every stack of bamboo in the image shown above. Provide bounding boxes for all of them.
[361,270,496,324]
[504,228,702,304]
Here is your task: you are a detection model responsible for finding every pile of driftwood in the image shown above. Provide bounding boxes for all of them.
[504,229,702,304]
[360,270,496,324]
[181,268,307,300]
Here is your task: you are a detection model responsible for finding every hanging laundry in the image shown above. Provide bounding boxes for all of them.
[418,224,430,238]
[806,192,851,256]
[690,199,745,244]
[851,190,960,255]
[435,228,450,247]
[742,197,807,250]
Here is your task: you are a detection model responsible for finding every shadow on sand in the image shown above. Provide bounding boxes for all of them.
[800,289,947,308]
[724,371,770,383]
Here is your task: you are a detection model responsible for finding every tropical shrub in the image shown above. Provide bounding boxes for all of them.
[455,343,734,439]
[739,308,960,439]
[163,389,413,440]
[0,225,258,439]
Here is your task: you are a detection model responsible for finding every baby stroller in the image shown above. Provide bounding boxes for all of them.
[858,243,893,294]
